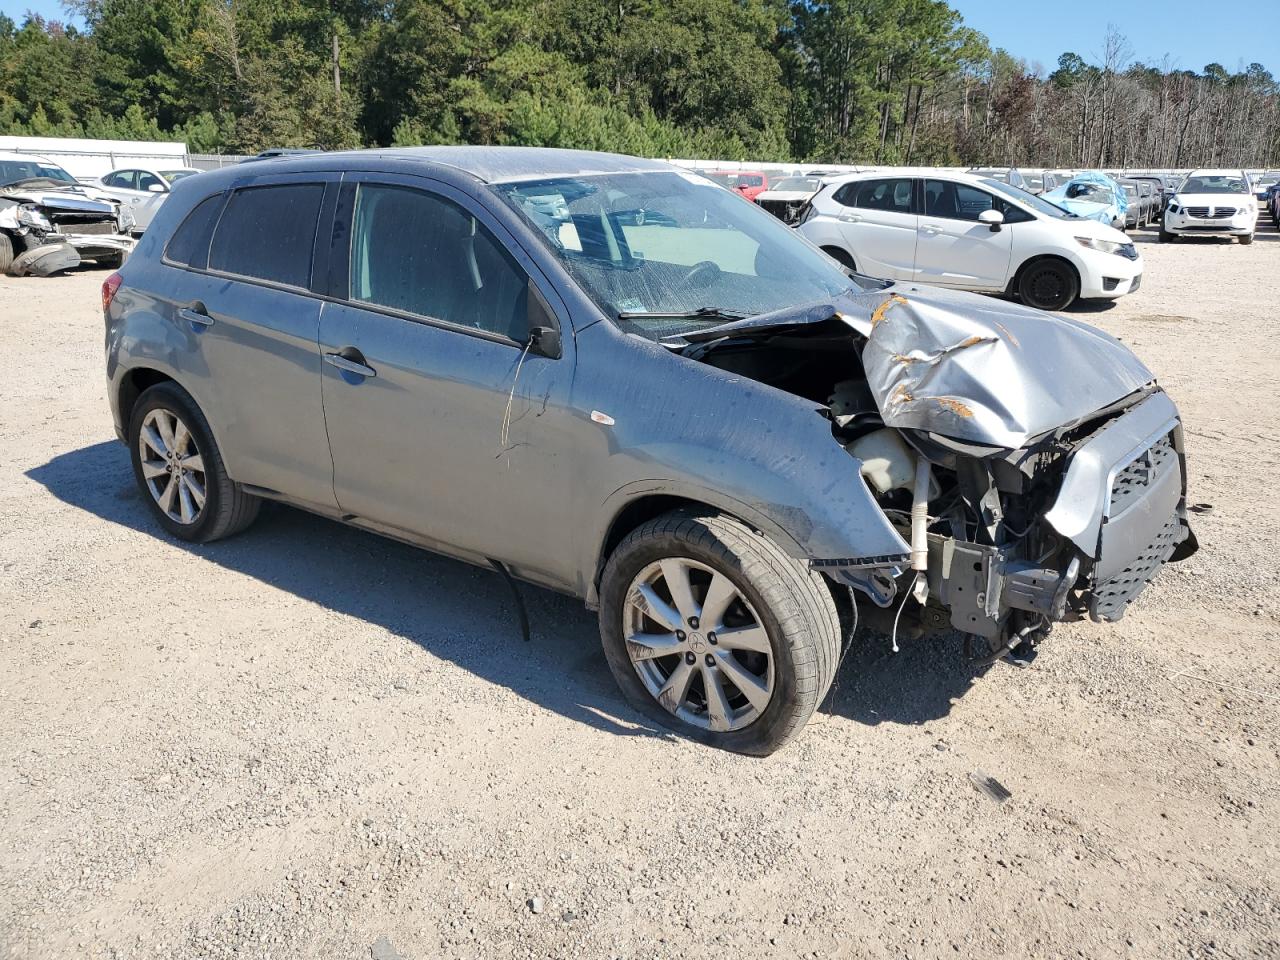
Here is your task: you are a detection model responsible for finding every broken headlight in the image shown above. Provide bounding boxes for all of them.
[16,204,52,231]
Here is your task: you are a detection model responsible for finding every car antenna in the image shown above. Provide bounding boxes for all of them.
[488,558,531,643]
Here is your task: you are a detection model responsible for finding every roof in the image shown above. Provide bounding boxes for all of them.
[332,146,675,184]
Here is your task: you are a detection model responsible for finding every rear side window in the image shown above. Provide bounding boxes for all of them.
[349,183,529,341]
[834,178,913,214]
[165,195,225,268]
[208,183,324,288]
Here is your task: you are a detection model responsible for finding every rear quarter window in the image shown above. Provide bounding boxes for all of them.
[164,194,226,268]
[207,183,325,288]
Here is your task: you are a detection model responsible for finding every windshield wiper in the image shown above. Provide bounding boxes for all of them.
[616,306,749,322]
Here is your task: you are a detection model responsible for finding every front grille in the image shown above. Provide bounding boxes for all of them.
[1184,206,1236,219]
[54,221,117,236]
[1089,513,1184,622]
[1109,434,1175,516]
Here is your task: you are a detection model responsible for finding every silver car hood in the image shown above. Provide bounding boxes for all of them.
[680,282,1154,450]
[849,284,1153,448]
[1,184,117,215]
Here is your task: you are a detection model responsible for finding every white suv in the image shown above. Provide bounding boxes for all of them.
[796,170,1142,311]
[1160,170,1255,244]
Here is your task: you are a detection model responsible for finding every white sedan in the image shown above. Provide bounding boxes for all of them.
[1160,170,1256,244]
[797,170,1142,312]
[92,167,202,234]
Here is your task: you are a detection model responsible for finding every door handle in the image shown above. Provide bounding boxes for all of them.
[178,305,213,329]
[838,212,862,223]
[921,223,941,235]
[324,348,376,380]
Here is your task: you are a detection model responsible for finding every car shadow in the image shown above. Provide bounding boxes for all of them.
[28,441,978,737]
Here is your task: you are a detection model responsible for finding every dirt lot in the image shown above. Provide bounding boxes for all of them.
[2,219,1278,960]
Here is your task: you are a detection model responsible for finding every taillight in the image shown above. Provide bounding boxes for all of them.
[102,272,122,313]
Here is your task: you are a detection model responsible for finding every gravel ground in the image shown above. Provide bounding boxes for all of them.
[2,218,1278,960]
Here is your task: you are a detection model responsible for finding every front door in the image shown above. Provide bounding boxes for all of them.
[317,176,579,590]
[914,179,1015,290]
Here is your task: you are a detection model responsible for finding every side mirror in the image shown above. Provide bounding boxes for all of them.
[529,325,561,359]
[526,279,562,359]
[147,183,165,193]
[978,208,1004,231]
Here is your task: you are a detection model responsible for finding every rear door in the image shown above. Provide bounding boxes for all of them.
[157,174,339,509]
[316,174,580,590]
[913,179,1015,290]
[828,177,917,279]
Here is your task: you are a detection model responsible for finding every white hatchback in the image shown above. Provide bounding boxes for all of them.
[797,170,1142,311]
[1160,170,1256,244]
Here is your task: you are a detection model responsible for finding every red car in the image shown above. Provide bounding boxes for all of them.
[705,170,770,201]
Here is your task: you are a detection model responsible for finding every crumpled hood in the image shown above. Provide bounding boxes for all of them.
[679,282,1154,450]
[1,183,117,215]
[850,284,1153,449]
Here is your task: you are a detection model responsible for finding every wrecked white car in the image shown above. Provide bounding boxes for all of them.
[0,152,135,276]
[106,148,1196,755]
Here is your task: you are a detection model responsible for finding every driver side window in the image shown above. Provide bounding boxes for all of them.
[349,184,529,342]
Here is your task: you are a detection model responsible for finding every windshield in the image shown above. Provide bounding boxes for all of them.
[0,158,78,188]
[496,170,860,337]
[981,178,1075,218]
[771,177,821,192]
[161,169,198,183]
[1180,175,1248,194]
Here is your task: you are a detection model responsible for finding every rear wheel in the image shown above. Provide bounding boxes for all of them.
[598,510,841,755]
[129,382,260,542]
[1017,258,1079,311]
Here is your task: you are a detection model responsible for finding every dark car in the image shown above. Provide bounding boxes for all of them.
[103,147,1196,754]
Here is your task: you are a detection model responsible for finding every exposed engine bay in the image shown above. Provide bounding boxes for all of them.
[670,285,1197,660]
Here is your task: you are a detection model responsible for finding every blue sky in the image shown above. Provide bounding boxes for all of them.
[956,0,1276,76]
[2,0,1276,78]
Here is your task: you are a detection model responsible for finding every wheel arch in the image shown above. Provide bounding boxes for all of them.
[820,245,857,270]
[1007,252,1082,298]
[116,367,178,437]
[587,487,809,609]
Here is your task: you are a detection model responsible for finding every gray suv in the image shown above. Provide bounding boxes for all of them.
[104,147,1196,754]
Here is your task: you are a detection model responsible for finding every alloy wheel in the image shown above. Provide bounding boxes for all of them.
[138,408,207,524]
[622,558,774,732]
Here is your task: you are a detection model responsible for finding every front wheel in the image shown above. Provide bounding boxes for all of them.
[1159,227,1175,243]
[1238,233,1254,245]
[129,381,260,542]
[598,510,841,755]
[1017,258,1079,311]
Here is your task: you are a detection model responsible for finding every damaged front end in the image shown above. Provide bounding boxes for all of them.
[0,189,134,276]
[675,283,1197,661]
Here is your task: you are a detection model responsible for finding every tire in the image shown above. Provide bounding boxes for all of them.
[1017,258,1079,311]
[99,250,127,269]
[598,509,841,755]
[1238,233,1254,245]
[1159,228,1175,243]
[0,232,13,274]
[821,246,857,272]
[128,381,260,543]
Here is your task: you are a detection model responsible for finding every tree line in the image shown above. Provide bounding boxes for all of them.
[2,0,1277,167]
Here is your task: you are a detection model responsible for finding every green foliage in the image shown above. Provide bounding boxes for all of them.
[0,2,1276,166]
